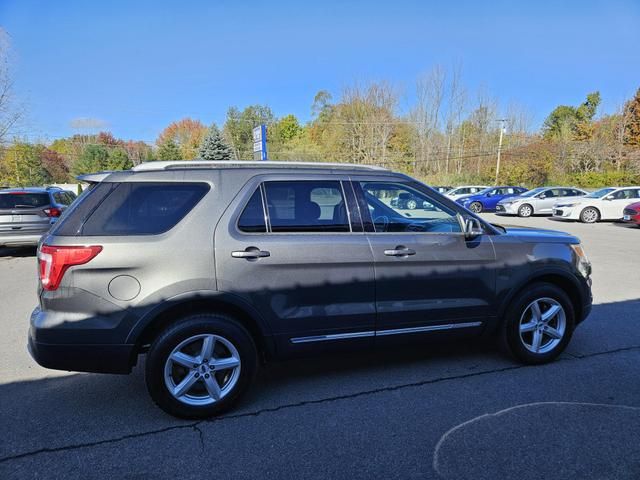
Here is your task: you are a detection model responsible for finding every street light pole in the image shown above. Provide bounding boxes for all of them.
[495,119,506,185]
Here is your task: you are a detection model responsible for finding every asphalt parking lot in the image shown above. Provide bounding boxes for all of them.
[1,214,639,479]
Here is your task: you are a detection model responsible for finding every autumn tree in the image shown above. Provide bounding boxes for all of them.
[156,118,207,160]
[41,148,70,182]
[624,88,640,146]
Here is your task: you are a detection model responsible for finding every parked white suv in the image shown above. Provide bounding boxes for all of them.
[445,185,489,200]
[496,187,587,217]
[553,186,640,223]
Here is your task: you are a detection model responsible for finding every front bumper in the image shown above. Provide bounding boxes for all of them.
[28,307,136,374]
[622,210,640,225]
[552,206,579,220]
[496,203,519,215]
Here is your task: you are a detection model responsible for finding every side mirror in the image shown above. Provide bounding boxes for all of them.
[457,214,483,239]
[604,196,614,201]
[538,193,547,199]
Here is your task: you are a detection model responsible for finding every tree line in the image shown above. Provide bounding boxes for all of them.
[1,62,639,188]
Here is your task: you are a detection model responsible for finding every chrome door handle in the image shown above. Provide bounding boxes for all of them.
[231,247,270,259]
[384,246,416,257]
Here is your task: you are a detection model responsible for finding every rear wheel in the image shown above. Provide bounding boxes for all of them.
[501,283,574,364]
[469,201,483,213]
[580,207,600,224]
[517,203,533,217]
[145,314,257,418]
[406,199,418,210]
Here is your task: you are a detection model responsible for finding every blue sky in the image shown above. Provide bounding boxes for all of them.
[2,0,639,143]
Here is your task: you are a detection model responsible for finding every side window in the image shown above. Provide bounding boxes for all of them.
[358,182,462,234]
[53,192,73,205]
[238,189,267,233]
[263,181,349,233]
[80,182,209,236]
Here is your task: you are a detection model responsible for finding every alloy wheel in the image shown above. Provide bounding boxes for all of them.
[518,297,566,354]
[406,199,418,210]
[470,202,482,213]
[164,334,241,406]
[581,208,599,223]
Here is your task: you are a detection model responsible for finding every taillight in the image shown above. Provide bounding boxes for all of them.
[38,244,103,291]
[44,207,62,217]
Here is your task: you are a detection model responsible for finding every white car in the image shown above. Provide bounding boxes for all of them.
[496,186,587,217]
[445,185,489,200]
[552,186,640,223]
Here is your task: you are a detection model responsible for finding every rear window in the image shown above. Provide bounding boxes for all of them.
[0,193,50,209]
[53,182,209,236]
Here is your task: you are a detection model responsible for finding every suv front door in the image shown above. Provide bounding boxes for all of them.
[214,175,376,355]
[352,179,497,337]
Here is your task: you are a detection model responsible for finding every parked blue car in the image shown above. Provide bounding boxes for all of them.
[456,186,529,213]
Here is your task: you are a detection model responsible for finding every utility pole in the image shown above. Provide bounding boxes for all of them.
[495,119,507,185]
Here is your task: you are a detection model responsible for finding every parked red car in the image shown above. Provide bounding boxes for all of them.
[623,201,640,226]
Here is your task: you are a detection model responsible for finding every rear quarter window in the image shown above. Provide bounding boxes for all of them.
[80,182,209,236]
[52,182,209,236]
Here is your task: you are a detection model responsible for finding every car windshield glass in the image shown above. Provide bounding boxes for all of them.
[585,188,615,198]
[475,188,493,195]
[520,187,546,197]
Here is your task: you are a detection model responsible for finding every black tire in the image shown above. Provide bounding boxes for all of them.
[517,203,533,217]
[500,282,575,365]
[469,201,483,213]
[579,207,600,224]
[145,313,258,419]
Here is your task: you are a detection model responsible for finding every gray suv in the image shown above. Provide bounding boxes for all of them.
[29,161,593,418]
[0,187,76,248]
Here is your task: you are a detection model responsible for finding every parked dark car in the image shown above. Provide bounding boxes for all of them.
[456,186,529,213]
[623,201,640,226]
[29,161,592,418]
[0,187,76,247]
[390,191,428,210]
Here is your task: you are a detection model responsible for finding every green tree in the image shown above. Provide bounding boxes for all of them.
[198,125,232,160]
[0,143,51,186]
[72,144,109,176]
[105,147,133,170]
[223,105,274,159]
[543,92,601,140]
[277,114,302,143]
[157,140,182,160]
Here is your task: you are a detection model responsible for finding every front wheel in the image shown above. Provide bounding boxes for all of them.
[469,201,483,213]
[145,314,257,418]
[517,204,533,217]
[580,207,600,224]
[406,199,418,210]
[501,283,575,364]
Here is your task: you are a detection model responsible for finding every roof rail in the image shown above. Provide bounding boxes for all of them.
[131,160,388,172]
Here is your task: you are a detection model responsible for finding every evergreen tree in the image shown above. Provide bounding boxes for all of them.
[157,140,182,160]
[72,145,109,176]
[105,147,133,170]
[198,125,233,160]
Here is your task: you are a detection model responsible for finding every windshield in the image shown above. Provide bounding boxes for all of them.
[520,187,546,197]
[475,188,494,195]
[585,188,615,198]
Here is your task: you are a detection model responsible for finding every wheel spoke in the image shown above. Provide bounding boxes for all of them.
[200,335,215,361]
[203,374,222,400]
[541,304,561,322]
[531,329,543,352]
[544,325,563,339]
[170,351,198,369]
[173,371,199,397]
[530,301,542,322]
[213,356,240,370]
[520,321,537,333]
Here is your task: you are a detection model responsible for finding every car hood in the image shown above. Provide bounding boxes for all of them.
[497,195,524,204]
[626,201,640,210]
[456,194,478,202]
[553,196,590,205]
[496,225,580,244]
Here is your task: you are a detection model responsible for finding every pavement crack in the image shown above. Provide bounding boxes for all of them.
[1,343,639,464]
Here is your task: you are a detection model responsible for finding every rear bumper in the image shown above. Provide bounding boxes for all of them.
[0,232,44,247]
[29,307,136,374]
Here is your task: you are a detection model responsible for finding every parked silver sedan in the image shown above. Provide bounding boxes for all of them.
[496,186,588,217]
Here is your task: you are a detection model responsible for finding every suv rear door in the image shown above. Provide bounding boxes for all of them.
[352,177,496,337]
[0,191,51,241]
[214,174,376,355]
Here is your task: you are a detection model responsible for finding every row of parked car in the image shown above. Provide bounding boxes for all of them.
[409,184,640,225]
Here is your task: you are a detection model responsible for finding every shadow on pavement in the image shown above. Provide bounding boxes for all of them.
[1,298,639,469]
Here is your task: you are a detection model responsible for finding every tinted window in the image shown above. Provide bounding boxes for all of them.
[80,182,209,236]
[53,192,74,205]
[238,189,266,233]
[264,181,349,233]
[0,193,49,209]
[611,189,640,200]
[359,182,462,233]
